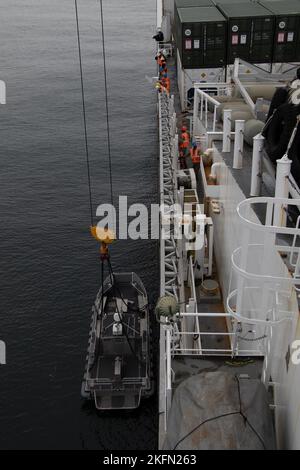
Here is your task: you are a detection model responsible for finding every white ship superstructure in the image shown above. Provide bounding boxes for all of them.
[156,0,300,450]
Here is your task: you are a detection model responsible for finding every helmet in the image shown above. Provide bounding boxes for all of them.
[192,141,197,148]
[181,126,187,132]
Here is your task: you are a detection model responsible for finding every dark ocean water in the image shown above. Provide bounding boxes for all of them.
[0,0,159,449]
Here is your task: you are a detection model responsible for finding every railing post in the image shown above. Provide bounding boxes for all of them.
[233,120,245,169]
[274,155,292,227]
[250,133,265,196]
[200,93,203,121]
[193,88,200,137]
[222,109,232,153]
[213,105,218,132]
[169,95,174,117]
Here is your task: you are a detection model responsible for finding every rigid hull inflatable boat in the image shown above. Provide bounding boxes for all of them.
[82,272,152,410]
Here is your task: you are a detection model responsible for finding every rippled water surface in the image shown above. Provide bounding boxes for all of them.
[0,0,159,449]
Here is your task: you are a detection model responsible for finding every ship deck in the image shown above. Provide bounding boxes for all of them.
[163,53,265,396]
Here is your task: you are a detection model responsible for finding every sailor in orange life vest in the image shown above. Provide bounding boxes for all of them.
[155,51,166,68]
[161,74,171,93]
[156,80,169,94]
[190,141,201,177]
[179,125,190,166]
[178,126,190,169]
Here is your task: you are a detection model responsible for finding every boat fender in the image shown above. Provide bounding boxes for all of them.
[244,119,265,147]
[263,102,300,162]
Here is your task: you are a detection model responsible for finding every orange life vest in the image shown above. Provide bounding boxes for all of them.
[161,77,170,93]
[157,81,169,94]
[190,147,201,164]
[181,131,190,149]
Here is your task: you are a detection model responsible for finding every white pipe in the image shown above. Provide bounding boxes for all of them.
[274,155,292,227]
[222,109,232,153]
[213,106,217,132]
[233,120,245,169]
[156,0,163,29]
[251,133,265,196]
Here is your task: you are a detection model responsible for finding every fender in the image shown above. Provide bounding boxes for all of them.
[264,102,300,162]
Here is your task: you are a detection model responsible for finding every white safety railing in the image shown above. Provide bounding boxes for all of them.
[193,95,247,167]
[168,311,264,357]
[193,88,220,134]
[227,196,300,388]
[192,84,230,136]
[158,42,173,57]
[250,138,300,213]
[227,197,300,327]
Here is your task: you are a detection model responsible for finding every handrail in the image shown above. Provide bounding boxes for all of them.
[195,88,221,108]
[227,289,293,326]
[167,311,265,356]
[193,87,222,135]
[237,197,300,235]
[231,244,300,285]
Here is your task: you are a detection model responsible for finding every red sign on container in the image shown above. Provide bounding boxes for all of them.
[232,34,239,45]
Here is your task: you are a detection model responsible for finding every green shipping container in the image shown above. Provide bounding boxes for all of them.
[175,6,227,68]
[215,0,254,4]
[175,0,214,7]
[260,0,300,63]
[173,1,214,42]
[217,2,275,64]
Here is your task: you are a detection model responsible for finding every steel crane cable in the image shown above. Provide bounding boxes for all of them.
[98,0,114,207]
[74,0,94,227]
